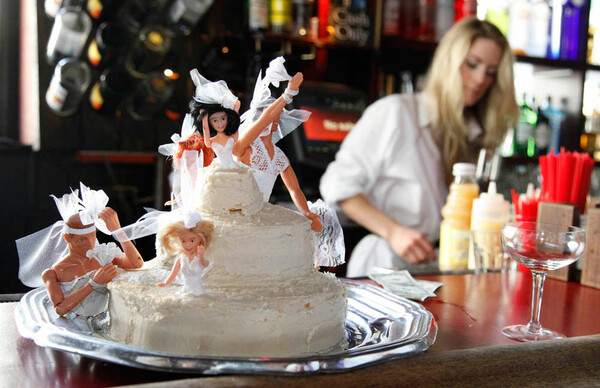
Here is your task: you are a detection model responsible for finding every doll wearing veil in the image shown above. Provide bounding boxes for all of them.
[237,57,322,233]
[156,212,214,296]
[187,68,303,169]
[16,184,144,318]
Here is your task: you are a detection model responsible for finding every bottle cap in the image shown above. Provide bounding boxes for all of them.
[471,181,511,220]
[452,163,476,177]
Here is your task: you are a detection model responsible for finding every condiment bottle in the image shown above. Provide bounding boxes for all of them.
[439,163,479,271]
[468,181,511,271]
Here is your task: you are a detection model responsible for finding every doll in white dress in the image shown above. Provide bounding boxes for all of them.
[156,215,214,296]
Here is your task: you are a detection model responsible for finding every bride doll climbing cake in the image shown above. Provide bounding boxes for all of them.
[105,59,347,357]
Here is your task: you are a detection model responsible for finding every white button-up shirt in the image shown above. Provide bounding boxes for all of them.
[320,93,481,277]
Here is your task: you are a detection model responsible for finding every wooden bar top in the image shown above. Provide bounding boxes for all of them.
[1,272,599,387]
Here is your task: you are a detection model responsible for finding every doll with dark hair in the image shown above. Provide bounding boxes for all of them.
[188,69,303,168]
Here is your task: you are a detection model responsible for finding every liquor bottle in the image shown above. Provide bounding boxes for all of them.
[118,0,168,37]
[87,0,118,22]
[548,0,563,59]
[248,0,270,32]
[507,0,530,56]
[418,0,436,41]
[535,96,552,155]
[46,6,92,64]
[436,0,455,41]
[291,0,315,37]
[515,94,537,157]
[590,0,600,65]
[89,67,133,114]
[560,0,583,61]
[87,22,129,69]
[166,0,213,37]
[270,0,292,34]
[399,71,414,94]
[383,0,402,37]
[125,72,175,121]
[454,0,476,23]
[45,0,62,19]
[545,96,564,152]
[527,0,551,58]
[485,0,509,35]
[125,25,172,79]
[46,58,91,116]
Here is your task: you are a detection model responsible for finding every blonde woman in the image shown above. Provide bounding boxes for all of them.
[320,17,518,277]
[156,216,214,296]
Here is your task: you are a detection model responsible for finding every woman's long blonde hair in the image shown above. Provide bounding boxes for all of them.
[423,16,518,183]
[158,219,214,256]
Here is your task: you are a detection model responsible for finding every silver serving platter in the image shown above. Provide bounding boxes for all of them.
[14,279,437,375]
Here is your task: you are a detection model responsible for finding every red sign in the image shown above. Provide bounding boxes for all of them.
[301,106,360,142]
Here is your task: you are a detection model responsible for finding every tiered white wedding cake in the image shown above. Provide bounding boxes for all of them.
[107,163,347,356]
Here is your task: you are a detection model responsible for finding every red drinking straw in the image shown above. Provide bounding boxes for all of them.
[539,155,547,199]
[570,153,585,205]
[577,156,595,211]
[547,152,556,202]
[558,151,575,203]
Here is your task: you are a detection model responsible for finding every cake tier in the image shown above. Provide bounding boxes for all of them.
[198,163,263,216]
[107,265,347,357]
[202,203,315,285]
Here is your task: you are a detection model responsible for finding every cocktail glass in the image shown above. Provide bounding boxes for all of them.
[500,221,586,341]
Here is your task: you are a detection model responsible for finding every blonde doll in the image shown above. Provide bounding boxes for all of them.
[156,216,214,296]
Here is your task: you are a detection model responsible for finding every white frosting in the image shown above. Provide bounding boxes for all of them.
[198,163,263,216]
[107,164,348,356]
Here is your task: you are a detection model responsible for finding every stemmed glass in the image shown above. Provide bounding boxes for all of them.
[500,221,586,341]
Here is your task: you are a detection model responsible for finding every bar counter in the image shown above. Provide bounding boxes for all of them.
[1,272,599,387]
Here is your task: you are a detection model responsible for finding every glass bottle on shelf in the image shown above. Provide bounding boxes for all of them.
[507,0,530,56]
[535,96,552,155]
[399,71,414,94]
[527,0,551,58]
[248,0,270,32]
[544,96,563,153]
[270,0,292,34]
[125,72,175,121]
[291,0,315,37]
[515,94,537,157]
[125,25,172,79]
[485,0,509,35]
[45,0,62,19]
[87,0,119,22]
[383,0,402,37]
[87,22,129,69]
[454,0,477,23]
[560,0,583,61]
[89,67,133,114]
[46,58,91,116]
[548,0,563,60]
[166,0,214,37]
[46,6,92,64]
[418,0,436,41]
[436,0,455,41]
[590,0,600,65]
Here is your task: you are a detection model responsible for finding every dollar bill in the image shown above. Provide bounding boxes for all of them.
[368,270,441,301]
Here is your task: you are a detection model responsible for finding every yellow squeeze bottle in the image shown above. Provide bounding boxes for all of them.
[439,163,479,271]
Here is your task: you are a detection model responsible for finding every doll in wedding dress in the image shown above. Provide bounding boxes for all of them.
[156,212,214,296]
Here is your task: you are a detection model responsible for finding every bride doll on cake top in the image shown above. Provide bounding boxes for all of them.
[237,57,346,268]
[188,58,323,233]
[15,183,144,324]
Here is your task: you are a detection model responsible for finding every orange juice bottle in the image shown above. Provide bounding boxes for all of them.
[439,163,479,271]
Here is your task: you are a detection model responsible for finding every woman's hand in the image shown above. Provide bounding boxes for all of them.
[306,212,323,232]
[387,225,435,264]
[92,263,118,284]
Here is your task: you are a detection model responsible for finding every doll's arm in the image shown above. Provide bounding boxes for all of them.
[202,114,212,148]
[99,208,144,269]
[42,264,117,316]
[280,164,323,232]
[233,73,304,157]
[157,258,181,287]
[197,245,210,267]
